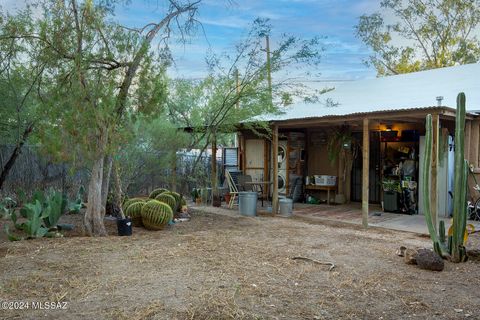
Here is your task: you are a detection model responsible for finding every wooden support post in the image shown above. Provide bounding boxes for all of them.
[272,124,279,214]
[465,121,471,163]
[431,114,439,228]
[362,118,369,228]
[240,134,246,173]
[470,121,480,168]
[211,132,218,202]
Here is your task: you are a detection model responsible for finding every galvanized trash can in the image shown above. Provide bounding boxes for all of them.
[279,198,293,216]
[238,192,258,216]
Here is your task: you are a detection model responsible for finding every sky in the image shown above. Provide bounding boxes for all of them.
[112,0,380,81]
[2,0,381,81]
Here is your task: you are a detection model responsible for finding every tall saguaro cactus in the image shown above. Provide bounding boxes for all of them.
[451,93,468,262]
[421,93,469,262]
[421,114,447,257]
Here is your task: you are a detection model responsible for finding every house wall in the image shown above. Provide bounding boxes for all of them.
[306,130,337,176]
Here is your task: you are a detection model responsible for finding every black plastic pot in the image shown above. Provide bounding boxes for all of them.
[117,217,132,236]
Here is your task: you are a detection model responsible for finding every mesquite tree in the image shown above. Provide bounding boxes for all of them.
[1,0,201,235]
[356,0,480,76]
[168,18,325,201]
[0,15,46,191]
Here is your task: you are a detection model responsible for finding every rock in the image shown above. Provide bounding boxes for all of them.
[416,249,444,271]
[466,249,480,261]
[404,248,418,265]
[396,246,407,257]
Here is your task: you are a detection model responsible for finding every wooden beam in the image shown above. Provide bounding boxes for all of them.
[470,120,480,168]
[465,121,472,163]
[362,118,369,228]
[241,135,246,173]
[431,114,439,228]
[272,124,279,214]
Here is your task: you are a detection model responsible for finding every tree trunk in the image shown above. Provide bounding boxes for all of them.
[211,132,221,207]
[84,131,108,236]
[0,123,34,190]
[113,161,125,219]
[100,155,113,217]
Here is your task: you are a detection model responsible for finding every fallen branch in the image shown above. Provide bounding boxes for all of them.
[291,256,335,271]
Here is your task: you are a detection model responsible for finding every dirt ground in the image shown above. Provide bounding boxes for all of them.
[1,207,479,320]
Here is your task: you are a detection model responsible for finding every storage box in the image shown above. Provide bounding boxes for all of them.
[314,175,336,186]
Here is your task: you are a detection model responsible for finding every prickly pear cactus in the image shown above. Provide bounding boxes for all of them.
[155,193,176,211]
[122,198,145,212]
[149,188,168,199]
[141,200,173,230]
[125,201,146,227]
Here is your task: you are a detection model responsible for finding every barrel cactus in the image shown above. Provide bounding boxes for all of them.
[165,191,181,211]
[125,201,146,227]
[155,193,176,211]
[149,188,168,199]
[122,198,145,212]
[141,200,173,230]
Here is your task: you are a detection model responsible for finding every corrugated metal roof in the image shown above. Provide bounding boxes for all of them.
[265,63,480,122]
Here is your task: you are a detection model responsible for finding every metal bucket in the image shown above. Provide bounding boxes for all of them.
[279,198,293,216]
[238,192,258,216]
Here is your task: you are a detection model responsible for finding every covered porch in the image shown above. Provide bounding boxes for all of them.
[237,106,479,229]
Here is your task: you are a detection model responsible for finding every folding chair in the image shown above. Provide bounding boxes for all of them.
[225,170,239,209]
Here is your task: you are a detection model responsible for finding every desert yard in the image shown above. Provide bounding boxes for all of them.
[0,208,479,320]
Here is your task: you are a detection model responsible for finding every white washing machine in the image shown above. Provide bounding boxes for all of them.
[277,171,287,194]
[272,140,288,195]
[277,140,287,171]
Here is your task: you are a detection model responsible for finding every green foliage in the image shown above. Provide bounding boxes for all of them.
[382,180,402,193]
[326,127,355,165]
[0,197,16,218]
[141,200,173,231]
[421,93,469,262]
[42,191,64,228]
[65,186,85,214]
[125,201,145,227]
[155,193,176,211]
[356,0,480,76]
[4,187,92,240]
[18,190,65,227]
[5,200,49,240]
[149,188,168,199]
[191,188,200,200]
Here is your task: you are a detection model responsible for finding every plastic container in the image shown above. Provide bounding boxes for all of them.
[279,198,293,216]
[238,192,258,216]
[314,175,337,186]
[117,217,133,236]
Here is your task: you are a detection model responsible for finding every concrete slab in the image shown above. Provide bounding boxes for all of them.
[293,203,480,235]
